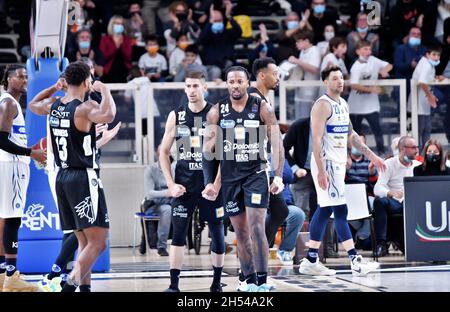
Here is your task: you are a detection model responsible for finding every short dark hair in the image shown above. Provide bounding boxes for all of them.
[64,61,91,86]
[252,57,276,78]
[145,34,159,44]
[356,39,371,50]
[185,44,198,55]
[1,64,25,89]
[225,66,250,80]
[329,37,347,53]
[293,30,314,43]
[321,65,342,81]
[426,45,442,54]
[185,70,205,80]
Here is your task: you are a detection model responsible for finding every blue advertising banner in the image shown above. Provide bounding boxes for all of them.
[404,176,450,262]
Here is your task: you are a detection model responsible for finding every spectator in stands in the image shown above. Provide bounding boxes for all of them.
[276,11,311,63]
[346,134,378,250]
[164,1,200,58]
[435,0,450,43]
[141,145,173,257]
[289,30,321,119]
[138,35,168,82]
[394,27,426,82]
[276,158,306,265]
[189,0,213,28]
[438,18,450,143]
[173,45,208,82]
[316,24,336,57]
[248,24,278,65]
[69,28,104,78]
[408,45,444,148]
[414,139,450,176]
[169,33,193,77]
[391,0,424,48]
[373,136,419,257]
[99,15,133,83]
[306,0,339,44]
[125,3,148,46]
[320,36,348,77]
[348,40,393,155]
[197,4,242,79]
[346,12,379,64]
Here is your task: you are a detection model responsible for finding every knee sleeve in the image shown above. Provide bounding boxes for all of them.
[171,216,189,246]
[332,204,353,242]
[3,218,21,254]
[309,206,332,242]
[208,221,225,254]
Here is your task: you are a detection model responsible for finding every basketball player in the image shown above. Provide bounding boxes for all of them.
[29,61,116,291]
[202,66,285,292]
[299,66,383,276]
[0,64,46,292]
[159,71,225,292]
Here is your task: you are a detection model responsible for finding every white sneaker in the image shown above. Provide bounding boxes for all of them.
[351,255,380,276]
[236,279,247,291]
[299,258,336,276]
[277,250,293,265]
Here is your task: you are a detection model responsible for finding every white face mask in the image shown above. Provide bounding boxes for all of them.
[324,31,335,41]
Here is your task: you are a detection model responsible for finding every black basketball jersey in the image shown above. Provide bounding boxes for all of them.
[49,99,98,169]
[218,95,268,183]
[247,87,267,102]
[174,102,211,191]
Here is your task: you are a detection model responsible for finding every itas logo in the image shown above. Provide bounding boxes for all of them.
[415,201,450,242]
[21,204,61,231]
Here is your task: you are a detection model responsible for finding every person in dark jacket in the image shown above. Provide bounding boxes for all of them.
[414,139,450,176]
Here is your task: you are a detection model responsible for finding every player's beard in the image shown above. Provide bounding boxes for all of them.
[231,91,245,100]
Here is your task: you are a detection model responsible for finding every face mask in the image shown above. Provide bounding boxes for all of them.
[446,160,450,167]
[314,5,326,14]
[324,31,335,41]
[357,27,368,33]
[79,41,90,49]
[260,44,268,54]
[428,59,440,67]
[361,0,370,3]
[359,56,369,62]
[147,46,158,54]
[403,155,415,163]
[175,12,187,21]
[426,154,440,163]
[179,41,189,50]
[287,21,299,30]
[408,37,421,46]
[351,147,362,157]
[113,24,124,34]
[211,22,224,34]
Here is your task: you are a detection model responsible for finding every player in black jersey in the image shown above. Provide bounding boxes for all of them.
[249,58,290,251]
[203,66,285,292]
[29,61,116,292]
[159,71,225,292]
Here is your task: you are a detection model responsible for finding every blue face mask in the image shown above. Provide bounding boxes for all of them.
[408,37,421,46]
[428,59,440,67]
[79,41,90,49]
[261,44,268,54]
[113,24,124,34]
[361,0,370,4]
[351,147,362,157]
[357,27,368,33]
[403,155,415,163]
[314,5,326,14]
[211,22,224,34]
[287,21,299,30]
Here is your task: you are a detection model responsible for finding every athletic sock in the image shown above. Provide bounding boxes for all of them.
[79,284,91,292]
[169,269,181,289]
[5,258,17,277]
[347,248,357,261]
[211,266,222,288]
[306,248,319,263]
[0,256,5,274]
[47,264,62,280]
[245,272,257,285]
[257,272,267,285]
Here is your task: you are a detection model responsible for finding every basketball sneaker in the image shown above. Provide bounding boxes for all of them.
[351,255,380,276]
[3,271,40,292]
[299,258,336,276]
[37,274,62,292]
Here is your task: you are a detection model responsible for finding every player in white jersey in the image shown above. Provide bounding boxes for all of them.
[299,66,385,276]
[0,64,46,291]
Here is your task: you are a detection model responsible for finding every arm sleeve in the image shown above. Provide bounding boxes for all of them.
[0,131,31,156]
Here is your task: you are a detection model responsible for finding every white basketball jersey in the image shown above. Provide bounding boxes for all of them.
[0,93,30,164]
[316,94,350,164]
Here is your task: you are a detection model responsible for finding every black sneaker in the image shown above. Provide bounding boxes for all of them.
[164,287,180,292]
[158,248,169,256]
